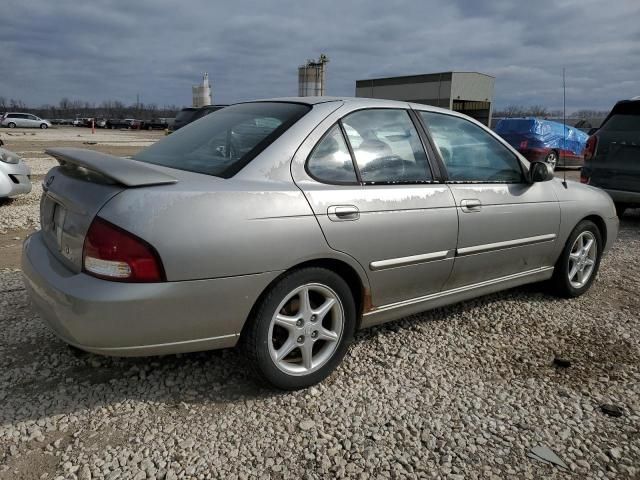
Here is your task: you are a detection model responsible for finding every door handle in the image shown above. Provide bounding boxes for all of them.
[460,199,482,213]
[328,205,360,221]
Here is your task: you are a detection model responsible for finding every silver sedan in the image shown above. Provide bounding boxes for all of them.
[22,97,618,389]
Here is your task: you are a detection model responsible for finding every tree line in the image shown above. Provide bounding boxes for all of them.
[0,97,181,120]
[494,104,610,119]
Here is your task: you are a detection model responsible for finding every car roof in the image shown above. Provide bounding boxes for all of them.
[236,96,458,114]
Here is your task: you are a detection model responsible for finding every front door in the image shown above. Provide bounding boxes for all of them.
[292,107,458,307]
[417,110,560,289]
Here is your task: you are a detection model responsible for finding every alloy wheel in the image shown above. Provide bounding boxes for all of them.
[268,283,344,376]
[568,231,597,288]
[545,151,558,170]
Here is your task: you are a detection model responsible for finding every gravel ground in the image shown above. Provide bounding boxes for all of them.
[1,212,639,479]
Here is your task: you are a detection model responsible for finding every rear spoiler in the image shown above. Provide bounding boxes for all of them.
[46,147,177,187]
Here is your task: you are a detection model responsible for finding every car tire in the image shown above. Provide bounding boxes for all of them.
[544,150,558,170]
[242,267,356,390]
[8,122,16,129]
[550,220,602,298]
[40,123,48,129]
[615,203,627,217]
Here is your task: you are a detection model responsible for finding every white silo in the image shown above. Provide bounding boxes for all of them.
[298,54,329,97]
[192,73,212,107]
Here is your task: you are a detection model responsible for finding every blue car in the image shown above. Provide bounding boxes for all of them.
[495,118,588,169]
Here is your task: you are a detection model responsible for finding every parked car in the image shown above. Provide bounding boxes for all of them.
[0,146,32,198]
[106,118,140,129]
[72,118,85,127]
[23,98,618,389]
[581,98,640,216]
[494,118,588,169]
[171,107,199,131]
[171,105,227,131]
[141,118,169,130]
[1,113,52,129]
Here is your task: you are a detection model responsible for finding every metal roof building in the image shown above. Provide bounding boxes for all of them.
[355,71,495,126]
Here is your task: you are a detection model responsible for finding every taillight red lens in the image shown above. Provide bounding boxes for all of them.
[584,135,598,161]
[580,173,590,184]
[83,217,165,282]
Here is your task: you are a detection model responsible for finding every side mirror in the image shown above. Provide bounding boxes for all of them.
[529,161,554,183]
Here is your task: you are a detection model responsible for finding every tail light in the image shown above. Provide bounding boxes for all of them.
[580,172,590,184]
[519,140,528,149]
[83,217,165,282]
[584,135,598,161]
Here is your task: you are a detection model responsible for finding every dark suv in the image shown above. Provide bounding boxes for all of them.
[581,98,640,216]
[171,105,227,131]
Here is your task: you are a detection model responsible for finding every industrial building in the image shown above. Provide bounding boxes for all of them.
[355,71,495,126]
[298,54,329,97]
[192,73,212,107]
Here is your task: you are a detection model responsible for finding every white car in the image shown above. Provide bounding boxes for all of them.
[0,147,31,198]
[1,113,52,129]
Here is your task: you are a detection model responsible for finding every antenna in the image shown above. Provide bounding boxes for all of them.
[562,68,568,188]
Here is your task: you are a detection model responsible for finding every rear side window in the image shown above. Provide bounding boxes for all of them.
[420,111,524,183]
[341,109,432,184]
[601,114,640,132]
[134,102,310,178]
[307,125,358,184]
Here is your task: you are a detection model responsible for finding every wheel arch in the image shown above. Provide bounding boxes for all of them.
[582,214,607,250]
[240,257,370,339]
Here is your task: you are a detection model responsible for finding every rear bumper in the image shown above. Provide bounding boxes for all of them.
[22,231,281,356]
[601,188,640,205]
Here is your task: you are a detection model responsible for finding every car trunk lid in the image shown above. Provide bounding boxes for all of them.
[40,148,178,272]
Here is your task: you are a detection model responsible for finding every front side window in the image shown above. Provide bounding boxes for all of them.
[307,125,358,184]
[134,102,310,178]
[420,111,524,183]
[341,109,432,184]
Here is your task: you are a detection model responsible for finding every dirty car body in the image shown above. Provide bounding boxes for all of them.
[23,98,618,387]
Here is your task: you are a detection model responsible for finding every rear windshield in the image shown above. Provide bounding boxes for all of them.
[601,114,640,132]
[134,102,311,178]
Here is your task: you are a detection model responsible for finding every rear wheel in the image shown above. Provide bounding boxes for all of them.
[243,268,355,390]
[615,203,628,217]
[544,150,558,170]
[551,220,602,297]
[8,122,16,129]
[40,123,48,129]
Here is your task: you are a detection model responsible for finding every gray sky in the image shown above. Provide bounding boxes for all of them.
[2,0,638,110]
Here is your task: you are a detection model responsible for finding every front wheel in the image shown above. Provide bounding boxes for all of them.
[550,220,602,297]
[242,268,356,390]
[40,123,48,129]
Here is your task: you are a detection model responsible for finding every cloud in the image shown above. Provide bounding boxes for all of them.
[0,0,638,110]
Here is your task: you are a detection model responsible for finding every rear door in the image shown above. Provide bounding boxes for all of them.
[590,109,640,193]
[417,110,560,289]
[292,106,458,307]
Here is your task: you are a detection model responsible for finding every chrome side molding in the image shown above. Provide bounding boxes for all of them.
[456,233,557,256]
[369,250,451,271]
